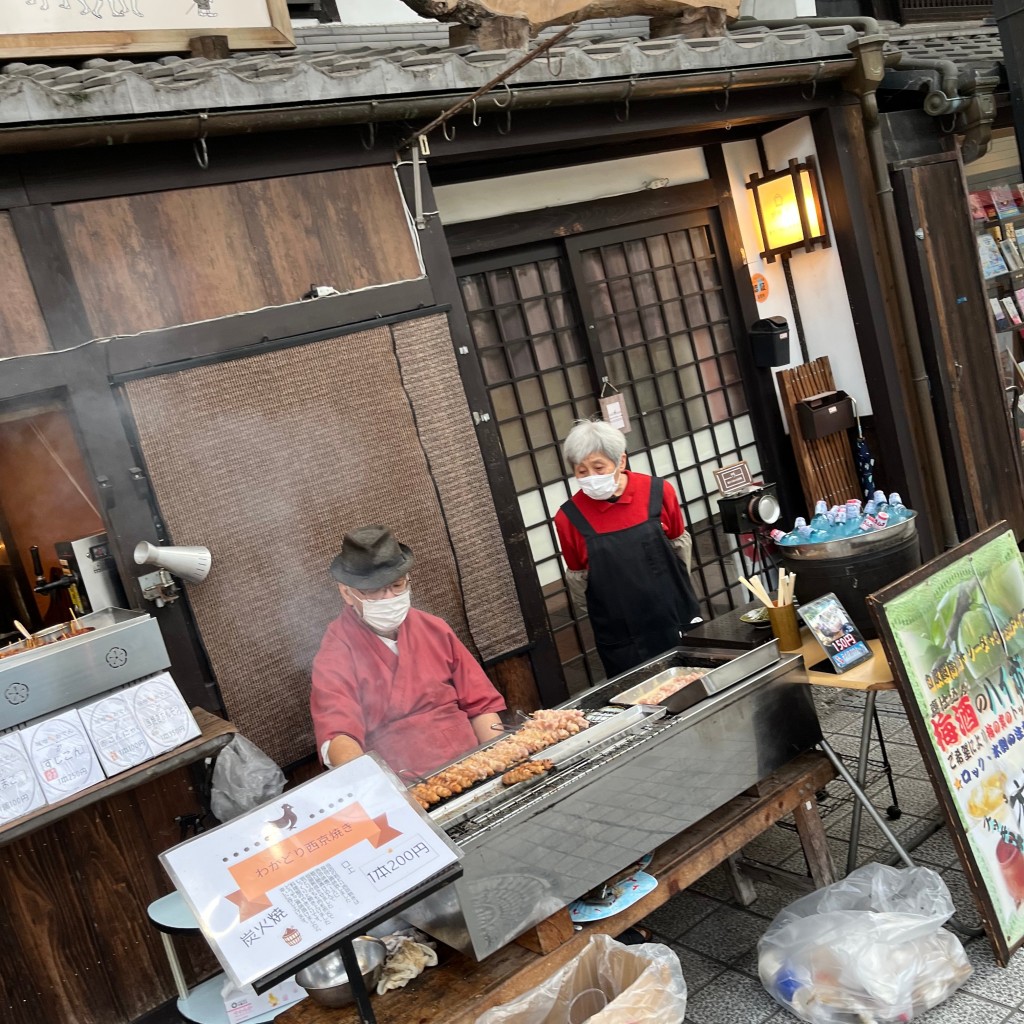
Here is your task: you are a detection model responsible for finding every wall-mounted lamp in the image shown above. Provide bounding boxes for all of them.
[746,157,830,264]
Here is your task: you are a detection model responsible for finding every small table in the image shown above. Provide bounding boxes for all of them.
[688,606,905,874]
[796,632,901,873]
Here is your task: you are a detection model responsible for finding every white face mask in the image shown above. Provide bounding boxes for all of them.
[360,589,411,634]
[579,472,618,500]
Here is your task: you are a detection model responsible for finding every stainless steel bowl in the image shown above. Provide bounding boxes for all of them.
[296,937,387,1008]
[782,511,918,560]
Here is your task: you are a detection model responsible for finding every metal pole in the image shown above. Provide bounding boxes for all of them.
[339,937,377,1024]
[820,738,915,869]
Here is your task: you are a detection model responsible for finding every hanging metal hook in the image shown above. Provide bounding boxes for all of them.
[801,62,825,102]
[615,77,637,123]
[714,71,734,114]
[548,50,564,77]
[442,120,457,142]
[493,80,513,109]
[361,118,377,151]
[470,96,482,127]
[193,111,209,170]
[941,112,957,134]
[497,106,514,135]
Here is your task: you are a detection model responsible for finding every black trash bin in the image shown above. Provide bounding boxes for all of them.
[778,515,921,638]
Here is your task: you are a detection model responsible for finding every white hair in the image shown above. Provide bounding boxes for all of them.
[562,418,627,470]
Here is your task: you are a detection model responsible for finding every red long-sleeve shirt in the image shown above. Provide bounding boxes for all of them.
[554,472,685,572]
[310,606,506,778]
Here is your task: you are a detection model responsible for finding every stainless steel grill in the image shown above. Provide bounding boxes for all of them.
[404,641,822,959]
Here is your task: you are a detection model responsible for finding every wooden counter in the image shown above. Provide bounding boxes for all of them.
[0,707,235,847]
[279,751,836,1024]
[1,707,235,1024]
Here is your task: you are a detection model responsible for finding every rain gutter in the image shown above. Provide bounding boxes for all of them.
[0,58,859,154]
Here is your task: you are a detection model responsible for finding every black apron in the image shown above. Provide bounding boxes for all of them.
[561,477,700,679]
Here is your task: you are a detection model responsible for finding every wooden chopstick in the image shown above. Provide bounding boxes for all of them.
[739,577,774,609]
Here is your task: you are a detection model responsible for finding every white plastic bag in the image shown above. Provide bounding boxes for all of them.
[210,735,286,823]
[475,934,686,1024]
[758,864,972,1024]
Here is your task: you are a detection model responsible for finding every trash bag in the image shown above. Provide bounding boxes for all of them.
[758,864,972,1024]
[210,735,286,823]
[475,934,686,1024]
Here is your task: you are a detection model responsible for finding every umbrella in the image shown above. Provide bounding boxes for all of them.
[851,397,876,500]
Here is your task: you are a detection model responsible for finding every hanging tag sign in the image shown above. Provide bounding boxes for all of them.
[600,393,632,433]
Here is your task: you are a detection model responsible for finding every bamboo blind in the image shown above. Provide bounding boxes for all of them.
[776,356,861,513]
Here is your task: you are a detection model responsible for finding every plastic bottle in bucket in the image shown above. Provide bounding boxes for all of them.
[888,493,911,523]
[809,500,830,532]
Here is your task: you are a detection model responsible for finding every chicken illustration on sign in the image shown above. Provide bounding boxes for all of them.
[396,0,738,32]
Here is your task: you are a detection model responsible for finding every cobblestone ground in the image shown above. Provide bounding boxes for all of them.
[637,687,1017,1024]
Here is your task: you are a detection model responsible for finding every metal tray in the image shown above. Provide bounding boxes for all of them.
[611,666,709,709]
[610,641,780,713]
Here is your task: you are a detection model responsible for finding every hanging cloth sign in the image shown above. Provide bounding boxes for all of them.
[600,380,632,433]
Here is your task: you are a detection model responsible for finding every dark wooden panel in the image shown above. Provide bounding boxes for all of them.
[237,166,422,302]
[54,184,267,339]
[0,212,51,357]
[17,126,397,206]
[105,281,436,376]
[445,180,718,258]
[0,822,122,1024]
[54,166,422,339]
[894,157,1024,539]
[485,652,542,713]
[9,204,93,349]
[811,104,938,558]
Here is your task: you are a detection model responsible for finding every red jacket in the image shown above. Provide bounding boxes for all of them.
[311,606,506,779]
[554,472,685,572]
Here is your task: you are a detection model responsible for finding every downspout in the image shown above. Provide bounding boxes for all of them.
[849,35,960,549]
[742,17,960,549]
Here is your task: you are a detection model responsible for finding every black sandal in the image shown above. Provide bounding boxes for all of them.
[617,926,653,945]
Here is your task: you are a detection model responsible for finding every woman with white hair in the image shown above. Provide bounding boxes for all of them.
[554,418,699,678]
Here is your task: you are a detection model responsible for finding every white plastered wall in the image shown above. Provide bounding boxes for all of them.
[435,149,709,224]
[722,118,873,418]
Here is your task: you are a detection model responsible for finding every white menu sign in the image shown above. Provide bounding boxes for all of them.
[161,754,460,987]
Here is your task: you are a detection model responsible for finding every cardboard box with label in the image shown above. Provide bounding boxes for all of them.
[22,708,105,803]
[221,977,306,1024]
[79,691,156,778]
[128,672,201,754]
[0,729,47,824]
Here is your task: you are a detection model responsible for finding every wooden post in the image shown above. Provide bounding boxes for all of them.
[189,35,230,59]
[793,794,837,889]
[514,907,575,955]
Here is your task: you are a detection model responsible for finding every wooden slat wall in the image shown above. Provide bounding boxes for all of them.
[53,166,422,339]
[776,356,861,512]
[0,771,216,1024]
[0,212,51,357]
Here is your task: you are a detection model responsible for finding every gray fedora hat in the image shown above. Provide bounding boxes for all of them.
[330,525,414,590]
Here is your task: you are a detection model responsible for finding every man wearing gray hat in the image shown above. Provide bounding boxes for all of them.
[310,525,506,779]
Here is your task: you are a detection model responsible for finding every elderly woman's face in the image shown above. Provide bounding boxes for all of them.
[574,452,627,479]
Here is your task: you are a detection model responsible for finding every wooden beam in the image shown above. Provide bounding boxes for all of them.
[445,180,717,258]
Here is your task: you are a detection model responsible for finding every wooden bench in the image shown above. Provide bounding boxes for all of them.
[279,750,836,1024]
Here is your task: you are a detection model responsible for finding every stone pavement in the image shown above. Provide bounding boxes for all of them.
[638,686,1024,1024]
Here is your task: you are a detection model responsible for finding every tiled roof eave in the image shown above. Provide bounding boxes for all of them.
[0,24,861,129]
